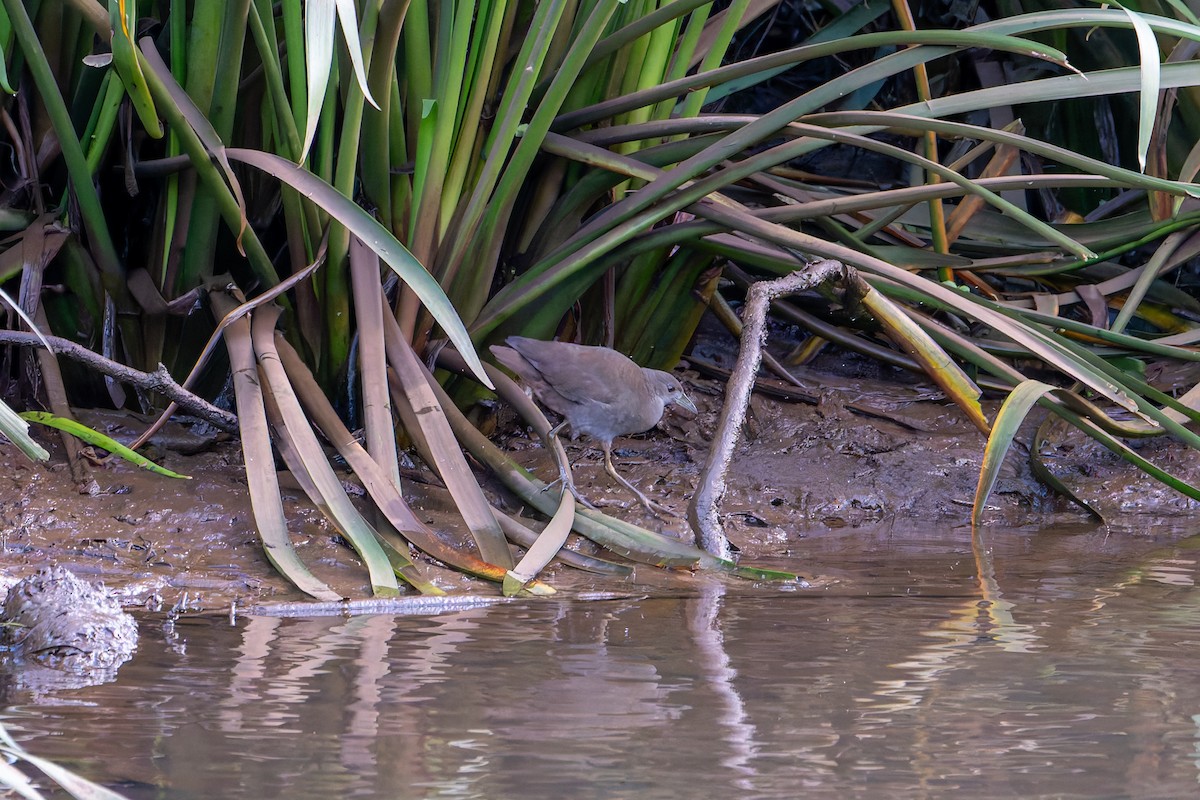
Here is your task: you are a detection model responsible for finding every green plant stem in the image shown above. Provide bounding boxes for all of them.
[2,0,127,300]
[137,40,281,290]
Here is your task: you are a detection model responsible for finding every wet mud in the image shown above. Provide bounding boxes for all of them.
[1,363,1197,610]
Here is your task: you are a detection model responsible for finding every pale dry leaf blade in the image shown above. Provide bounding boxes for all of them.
[302,0,335,160]
[251,305,400,597]
[0,399,49,462]
[211,294,340,601]
[334,0,379,109]
[504,490,574,596]
[388,333,514,568]
[1121,4,1161,172]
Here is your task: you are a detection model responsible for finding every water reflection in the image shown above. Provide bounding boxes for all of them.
[2,521,1199,798]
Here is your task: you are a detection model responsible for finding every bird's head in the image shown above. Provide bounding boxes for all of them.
[648,371,698,414]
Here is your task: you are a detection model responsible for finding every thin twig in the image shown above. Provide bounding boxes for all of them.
[0,330,238,432]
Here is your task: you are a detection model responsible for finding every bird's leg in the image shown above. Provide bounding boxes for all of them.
[601,442,674,517]
[545,422,597,510]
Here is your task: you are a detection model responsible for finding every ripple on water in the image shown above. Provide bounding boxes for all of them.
[1,521,1198,799]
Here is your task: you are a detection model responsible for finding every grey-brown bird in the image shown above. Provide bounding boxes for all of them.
[490,336,697,514]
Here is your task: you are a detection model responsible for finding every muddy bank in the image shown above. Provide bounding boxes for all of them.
[499,355,1200,558]
[1,367,1197,610]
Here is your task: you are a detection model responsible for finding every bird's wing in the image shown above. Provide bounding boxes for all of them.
[512,344,641,408]
[547,369,633,409]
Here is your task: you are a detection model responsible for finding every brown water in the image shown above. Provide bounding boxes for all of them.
[4,521,1200,799]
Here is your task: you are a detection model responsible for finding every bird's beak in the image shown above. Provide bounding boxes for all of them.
[675,391,698,414]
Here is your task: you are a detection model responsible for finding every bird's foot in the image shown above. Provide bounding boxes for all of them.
[601,449,678,519]
[594,492,676,519]
[540,471,598,510]
[608,473,677,519]
[634,494,677,519]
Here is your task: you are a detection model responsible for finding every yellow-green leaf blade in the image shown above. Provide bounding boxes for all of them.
[20,411,188,479]
[108,0,162,137]
[973,380,1057,525]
